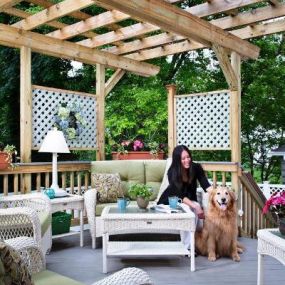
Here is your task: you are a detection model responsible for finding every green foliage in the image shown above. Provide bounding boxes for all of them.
[128,183,153,199]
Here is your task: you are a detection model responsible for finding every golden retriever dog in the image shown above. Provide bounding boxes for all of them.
[195,186,244,262]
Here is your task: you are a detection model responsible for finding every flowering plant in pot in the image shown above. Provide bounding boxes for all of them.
[111,137,165,160]
[263,191,285,235]
[128,183,153,209]
[0,142,17,170]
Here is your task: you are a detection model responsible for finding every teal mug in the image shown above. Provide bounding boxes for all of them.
[117,197,130,211]
[44,188,55,199]
[168,196,182,209]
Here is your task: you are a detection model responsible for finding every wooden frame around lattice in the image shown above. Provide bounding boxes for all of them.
[32,85,97,150]
[175,90,230,150]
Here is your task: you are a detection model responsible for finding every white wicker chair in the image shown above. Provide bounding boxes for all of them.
[5,238,153,285]
[0,193,52,254]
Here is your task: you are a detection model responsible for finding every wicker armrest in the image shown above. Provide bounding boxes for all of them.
[91,267,153,285]
[0,193,51,214]
[0,207,41,246]
[5,237,45,274]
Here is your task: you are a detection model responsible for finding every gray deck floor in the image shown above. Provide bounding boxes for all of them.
[47,231,285,285]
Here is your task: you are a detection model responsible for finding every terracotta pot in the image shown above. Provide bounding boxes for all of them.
[0,152,10,170]
[279,218,285,235]
[136,197,149,209]
[112,151,164,160]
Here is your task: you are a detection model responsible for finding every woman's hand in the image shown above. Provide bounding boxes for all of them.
[195,205,205,219]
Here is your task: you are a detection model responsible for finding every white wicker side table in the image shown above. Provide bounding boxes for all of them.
[257,228,285,285]
[50,194,84,247]
[101,205,196,273]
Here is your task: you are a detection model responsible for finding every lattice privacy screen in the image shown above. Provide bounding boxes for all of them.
[32,86,97,149]
[175,90,230,150]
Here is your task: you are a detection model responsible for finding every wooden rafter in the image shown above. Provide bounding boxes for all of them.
[0,24,159,77]
[0,0,22,11]
[110,2,285,58]
[45,0,262,43]
[126,17,285,61]
[13,0,94,30]
[92,0,259,59]
[105,69,125,96]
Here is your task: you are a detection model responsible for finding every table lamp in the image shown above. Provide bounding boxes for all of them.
[39,128,70,197]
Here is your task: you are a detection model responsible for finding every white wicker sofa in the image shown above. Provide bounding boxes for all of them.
[0,193,52,254]
[85,159,173,248]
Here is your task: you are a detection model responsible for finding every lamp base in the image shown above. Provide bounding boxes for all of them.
[50,184,68,197]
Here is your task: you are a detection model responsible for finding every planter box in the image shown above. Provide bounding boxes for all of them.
[0,152,10,170]
[112,151,164,160]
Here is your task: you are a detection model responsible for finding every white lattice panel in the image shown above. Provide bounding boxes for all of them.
[175,90,230,150]
[32,86,97,149]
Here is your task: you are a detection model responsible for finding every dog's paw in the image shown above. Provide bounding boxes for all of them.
[237,247,244,254]
[232,254,240,262]
[208,255,216,262]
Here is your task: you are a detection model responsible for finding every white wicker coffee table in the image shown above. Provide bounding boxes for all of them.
[257,228,285,285]
[101,205,196,273]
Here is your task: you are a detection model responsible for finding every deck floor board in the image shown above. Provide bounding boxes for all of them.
[46,231,285,285]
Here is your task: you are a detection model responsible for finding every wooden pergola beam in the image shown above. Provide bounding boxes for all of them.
[0,24,159,77]
[47,9,128,40]
[105,3,285,55]
[79,22,157,48]
[13,0,95,30]
[127,18,285,61]
[0,0,21,11]
[105,69,125,96]
[47,0,261,43]
[212,44,238,90]
[92,0,259,59]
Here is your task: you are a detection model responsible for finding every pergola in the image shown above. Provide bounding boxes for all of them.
[0,0,284,173]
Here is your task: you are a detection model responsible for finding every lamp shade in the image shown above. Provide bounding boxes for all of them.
[39,128,70,153]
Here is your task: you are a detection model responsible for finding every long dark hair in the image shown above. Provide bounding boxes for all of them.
[168,145,193,190]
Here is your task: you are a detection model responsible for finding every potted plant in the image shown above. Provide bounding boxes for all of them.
[263,191,285,235]
[128,183,153,209]
[111,138,165,160]
[0,142,17,170]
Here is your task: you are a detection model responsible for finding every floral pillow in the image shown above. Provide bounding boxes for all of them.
[0,242,33,285]
[92,173,123,203]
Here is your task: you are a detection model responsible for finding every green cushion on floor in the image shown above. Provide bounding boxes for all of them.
[33,270,83,285]
[38,212,51,237]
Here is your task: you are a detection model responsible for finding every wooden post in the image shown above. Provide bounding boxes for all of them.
[230,52,241,193]
[20,46,32,193]
[166,84,176,157]
[96,63,106,161]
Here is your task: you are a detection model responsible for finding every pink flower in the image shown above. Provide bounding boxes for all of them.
[121,140,131,147]
[133,140,144,151]
[263,191,285,216]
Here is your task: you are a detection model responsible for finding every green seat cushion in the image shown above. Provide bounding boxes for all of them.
[33,270,83,285]
[144,160,166,200]
[96,201,138,216]
[38,212,51,237]
[91,160,145,197]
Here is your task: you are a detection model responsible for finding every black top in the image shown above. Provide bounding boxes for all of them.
[157,162,210,205]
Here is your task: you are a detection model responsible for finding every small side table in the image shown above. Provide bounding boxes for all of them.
[257,228,285,285]
[50,194,84,247]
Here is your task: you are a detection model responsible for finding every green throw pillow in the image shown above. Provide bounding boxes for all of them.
[0,242,33,285]
[92,173,123,203]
